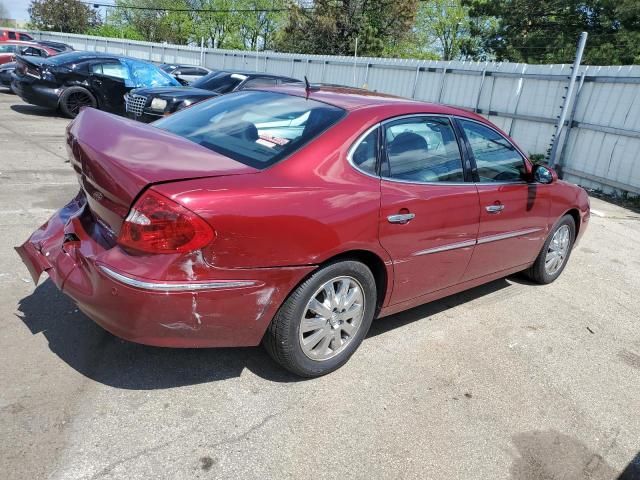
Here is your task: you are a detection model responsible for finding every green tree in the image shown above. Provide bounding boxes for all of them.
[464,0,640,64]
[29,0,99,33]
[111,0,193,44]
[276,0,418,57]
[413,0,475,60]
[236,0,288,50]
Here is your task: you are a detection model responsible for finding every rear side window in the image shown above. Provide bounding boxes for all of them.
[382,117,465,183]
[0,44,17,53]
[8,31,16,40]
[192,71,244,93]
[155,90,346,169]
[351,128,379,175]
[242,77,278,89]
[91,62,128,80]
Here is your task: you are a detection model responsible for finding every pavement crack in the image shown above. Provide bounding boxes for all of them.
[207,411,283,450]
[85,436,182,480]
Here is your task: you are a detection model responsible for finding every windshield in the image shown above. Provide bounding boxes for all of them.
[154,91,346,169]
[122,59,180,88]
[192,71,244,93]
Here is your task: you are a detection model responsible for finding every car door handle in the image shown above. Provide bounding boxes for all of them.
[387,213,415,224]
[485,204,505,214]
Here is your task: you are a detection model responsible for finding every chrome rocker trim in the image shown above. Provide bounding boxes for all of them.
[98,265,258,292]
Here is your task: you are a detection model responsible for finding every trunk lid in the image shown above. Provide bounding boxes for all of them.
[15,55,47,78]
[68,108,258,234]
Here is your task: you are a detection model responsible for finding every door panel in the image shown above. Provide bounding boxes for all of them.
[456,118,551,280]
[376,115,480,305]
[380,182,480,304]
[463,183,550,279]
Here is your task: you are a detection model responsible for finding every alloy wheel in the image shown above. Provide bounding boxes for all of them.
[545,224,571,275]
[299,276,365,361]
[66,92,93,116]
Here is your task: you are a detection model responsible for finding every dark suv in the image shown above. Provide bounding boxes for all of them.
[12,51,181,118]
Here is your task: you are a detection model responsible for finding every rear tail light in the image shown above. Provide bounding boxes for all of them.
[118,189,215,254]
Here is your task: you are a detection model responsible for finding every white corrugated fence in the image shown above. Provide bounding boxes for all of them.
[29,30,640,195]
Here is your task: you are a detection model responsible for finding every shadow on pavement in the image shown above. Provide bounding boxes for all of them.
[368,277,512,338]
[10,104,60,117]
[16,280,301,388]
[17,276,517,389]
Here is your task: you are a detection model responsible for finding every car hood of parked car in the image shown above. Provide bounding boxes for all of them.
[131,86,220,101]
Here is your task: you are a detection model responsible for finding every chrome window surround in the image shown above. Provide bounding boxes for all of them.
[346,114,531,187]
[411,227,543,256]
[98,265,258,292]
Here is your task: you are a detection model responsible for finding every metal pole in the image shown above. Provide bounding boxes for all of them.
[549,31,588,169]
[200,37,204,66]
[558,69,587,168]
[353,37,358,87]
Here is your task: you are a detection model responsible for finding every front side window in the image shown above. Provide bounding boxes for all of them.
[382,117,465,183]
[155,90,345,169]
[459,119,526,183]
[121,59,181,88]
[0,44,17,53]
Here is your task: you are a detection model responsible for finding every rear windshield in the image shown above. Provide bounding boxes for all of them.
[192,71,243,93]
[154,90,346,169]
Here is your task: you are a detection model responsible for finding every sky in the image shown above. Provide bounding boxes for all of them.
[2,0,29,21]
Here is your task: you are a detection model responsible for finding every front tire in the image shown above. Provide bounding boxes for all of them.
[264,260,377,377]
[525,214,576,284]
[59,86,97,118]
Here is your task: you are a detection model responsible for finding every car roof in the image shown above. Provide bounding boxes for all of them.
[214,69,298,81]
[46,51,158,66]
[261,83,486,119]
[0,40,45,46]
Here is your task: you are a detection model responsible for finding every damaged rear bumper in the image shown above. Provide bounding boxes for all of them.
[16,192,314,348]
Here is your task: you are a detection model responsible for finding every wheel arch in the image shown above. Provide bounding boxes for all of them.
[314,249,390,315]
[564,208,581,237]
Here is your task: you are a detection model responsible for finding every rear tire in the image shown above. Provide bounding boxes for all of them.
[525,214,576,284]
[264,260,377,377]
[59,86,97,118]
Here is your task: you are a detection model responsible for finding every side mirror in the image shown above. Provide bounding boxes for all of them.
[532,164,556,184]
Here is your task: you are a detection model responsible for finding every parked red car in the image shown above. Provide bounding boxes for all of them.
[16,86,590,377]
[0,29,34,42]
[0,40,56,65]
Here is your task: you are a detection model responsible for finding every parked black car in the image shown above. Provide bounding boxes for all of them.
[0,61,16,89]
[36,40,74,53]
[12,51,181,118]
[125,70,300,123]
[159,63,210,85]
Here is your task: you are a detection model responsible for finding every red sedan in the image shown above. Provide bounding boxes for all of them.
[0,40,57,65]
[16,85,590,377]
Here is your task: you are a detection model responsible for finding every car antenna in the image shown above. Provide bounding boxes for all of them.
[304,76,311,98]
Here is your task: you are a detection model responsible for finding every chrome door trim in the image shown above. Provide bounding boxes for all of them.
[411,227,543,256]
[413,239,476,256]
[476,227,543,245]
[98,265,258,292]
